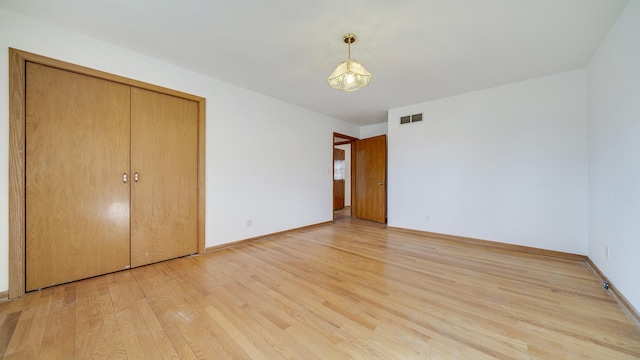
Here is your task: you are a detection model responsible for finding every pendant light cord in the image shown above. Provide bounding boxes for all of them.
[347,38,352,71]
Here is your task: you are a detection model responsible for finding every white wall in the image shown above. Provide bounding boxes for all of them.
[360,122,388,139]
[335,144,351,207]
[588,0,640,313]
[0,8,359,293]
[388,69,589,254]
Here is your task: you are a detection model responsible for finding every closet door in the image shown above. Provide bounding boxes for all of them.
[130,88,198,267]
[25,63,131,291]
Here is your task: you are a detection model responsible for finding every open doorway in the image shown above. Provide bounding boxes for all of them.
[333,133,357,221]
[333,132,388,224]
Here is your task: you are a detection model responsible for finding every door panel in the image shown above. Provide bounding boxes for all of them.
[352,135,387,223]
[25,63,131,291]
[333,148,345,210]
[130,88,198,267]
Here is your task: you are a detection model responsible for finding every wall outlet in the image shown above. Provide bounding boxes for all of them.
[425,215,430,222]
[605,245,609,259]
[246,219,253,228]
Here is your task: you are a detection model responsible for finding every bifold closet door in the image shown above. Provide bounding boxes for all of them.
[130,88,198,267]
[25,63,131,291]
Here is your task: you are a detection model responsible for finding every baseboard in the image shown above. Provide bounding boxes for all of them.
[586,258,640,327]
[205,221,333,253]
[0,290,8,303]
[387,226,587,261]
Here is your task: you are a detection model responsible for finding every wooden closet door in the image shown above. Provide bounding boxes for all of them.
[130,88,198,267]
[25,63,131,291]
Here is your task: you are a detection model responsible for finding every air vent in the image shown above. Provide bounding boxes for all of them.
[400,113,423,125]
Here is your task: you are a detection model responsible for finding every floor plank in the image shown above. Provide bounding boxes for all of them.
[1,212,639,359]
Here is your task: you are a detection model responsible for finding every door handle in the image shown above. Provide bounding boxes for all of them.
[123,172,127,183]
[378,181,385,185]
[134,172,139,182]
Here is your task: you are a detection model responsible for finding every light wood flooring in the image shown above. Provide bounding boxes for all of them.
[1,212,639,359]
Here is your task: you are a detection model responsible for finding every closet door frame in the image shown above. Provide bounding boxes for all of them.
[8,48,207,299]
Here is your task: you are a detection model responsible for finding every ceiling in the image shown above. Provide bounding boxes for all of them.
[0,0,628,126]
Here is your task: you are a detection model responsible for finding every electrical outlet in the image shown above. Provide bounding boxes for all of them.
[425,215,430,222]
[247,219,252,227]
[605,246,609,259]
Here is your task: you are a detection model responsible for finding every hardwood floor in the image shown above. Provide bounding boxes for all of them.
[1,215,639,359]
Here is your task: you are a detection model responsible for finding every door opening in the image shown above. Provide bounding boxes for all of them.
[332,132,387,223]
[333,133,357,221]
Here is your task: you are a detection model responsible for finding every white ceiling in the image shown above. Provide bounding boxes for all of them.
[0,0,628,126]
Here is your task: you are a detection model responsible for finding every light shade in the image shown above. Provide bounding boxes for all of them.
[327,59,372,92]
[327,33,372,92]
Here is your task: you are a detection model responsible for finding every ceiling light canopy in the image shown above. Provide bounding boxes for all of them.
[327,34,371,92]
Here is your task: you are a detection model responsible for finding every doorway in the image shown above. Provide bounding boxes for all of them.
[333,132,387,224]
[333,133,356,221]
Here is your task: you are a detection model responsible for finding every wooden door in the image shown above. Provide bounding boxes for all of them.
[333,148,346,210]
[130,88,198,267]
[25,63,131,291]
[352,135,387,223]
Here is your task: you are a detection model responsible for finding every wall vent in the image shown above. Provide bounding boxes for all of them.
[400,113,423,125]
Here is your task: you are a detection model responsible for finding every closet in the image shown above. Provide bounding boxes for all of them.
[24,61,199,291]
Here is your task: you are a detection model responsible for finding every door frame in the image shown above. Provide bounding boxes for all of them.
[332,132,358,221]
[8,48,207,298]
[333,147,346,211]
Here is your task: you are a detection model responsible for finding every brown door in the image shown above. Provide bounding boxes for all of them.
[352,135,387,223]
[130,88,198,267]
[25,63,131,291]
[333,148,346,210]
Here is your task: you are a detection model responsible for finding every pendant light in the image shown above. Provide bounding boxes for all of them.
[327,34,372,92]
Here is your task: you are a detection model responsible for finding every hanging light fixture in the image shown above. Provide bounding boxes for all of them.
[327,34,372,92]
